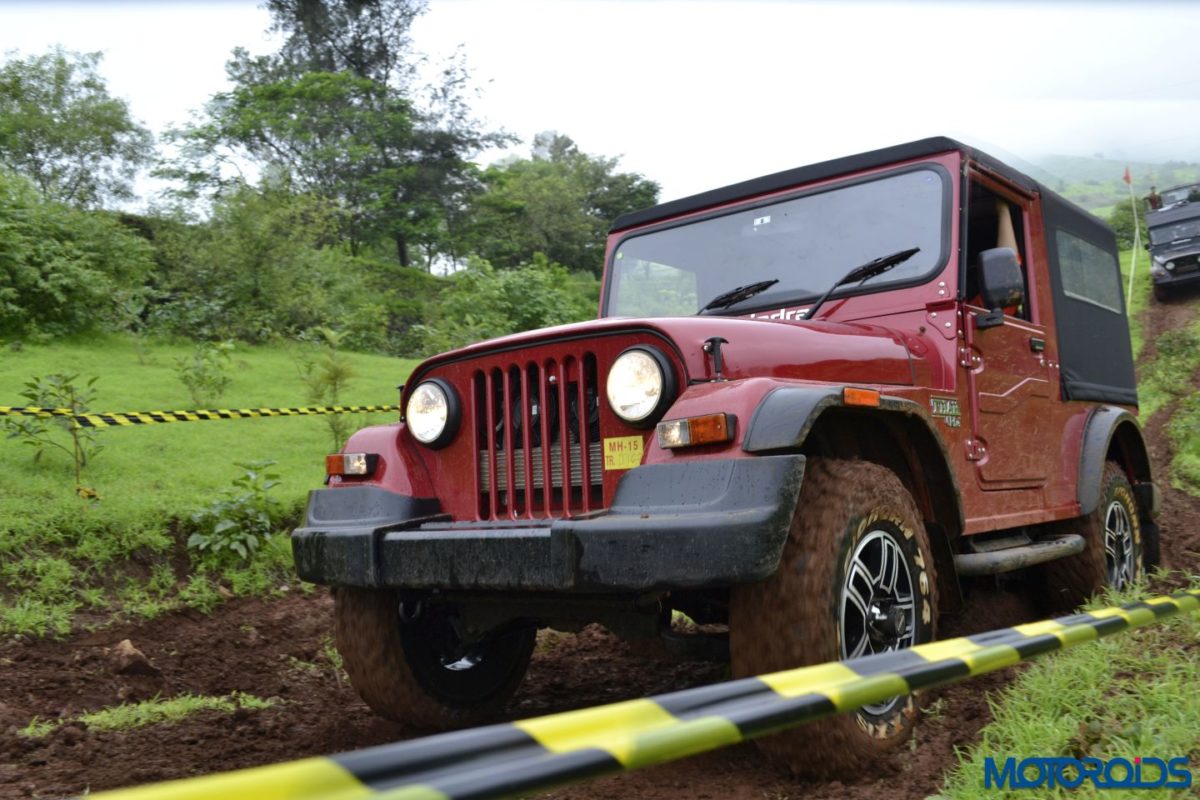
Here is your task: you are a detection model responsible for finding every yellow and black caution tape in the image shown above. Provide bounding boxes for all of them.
[0,404,399,429]
[93,589,1200,800]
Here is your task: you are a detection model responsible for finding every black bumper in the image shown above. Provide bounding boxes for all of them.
[292,455,805,592]
[1153,269,1200,291]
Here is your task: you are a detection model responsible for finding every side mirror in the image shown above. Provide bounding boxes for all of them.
[978,247,1024,311]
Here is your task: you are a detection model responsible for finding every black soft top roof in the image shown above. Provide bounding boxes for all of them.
[612,137,1045,232]
[1147,202,1200,227]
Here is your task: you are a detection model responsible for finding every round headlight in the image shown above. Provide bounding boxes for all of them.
[606,348,673,425]
[1165,260,1176,272]
[406,379,459,448]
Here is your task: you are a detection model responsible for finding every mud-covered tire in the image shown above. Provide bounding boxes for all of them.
[729,458,938,778]
[333,587,535,728]
[1153,284,1168,302]
[1041,461,1143,612]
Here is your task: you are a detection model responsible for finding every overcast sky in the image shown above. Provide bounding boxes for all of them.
[2,0,1197,206]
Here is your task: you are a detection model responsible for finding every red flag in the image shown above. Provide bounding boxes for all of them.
[1123,166,1132,185]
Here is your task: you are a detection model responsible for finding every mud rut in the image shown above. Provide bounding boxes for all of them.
[3,301,1200,800]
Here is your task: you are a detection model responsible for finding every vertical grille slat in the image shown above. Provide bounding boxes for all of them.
[538,361,553,517]
[483,369,499,521]
[471,371,484,519]
[557,359,572,511]
[474,351,602,520]
[501,367,517,518]
[521,364,535,520]
[577,355,592,514]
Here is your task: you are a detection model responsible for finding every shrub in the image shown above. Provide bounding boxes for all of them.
[174,341,234,406]
[296,327,357,451]
[0,169,154,337]
[413,254,596,354]
[187,460,282,562]
[2,373,103,491]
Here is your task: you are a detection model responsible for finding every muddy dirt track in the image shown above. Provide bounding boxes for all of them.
[3,296,1200,800]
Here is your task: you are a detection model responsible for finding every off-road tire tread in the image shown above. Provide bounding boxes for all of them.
[729,458,938,778]
[1041,461,1142,612]
[333,587,532,728]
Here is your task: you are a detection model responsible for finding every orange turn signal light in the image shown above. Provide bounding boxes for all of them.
[326,453,378,477]
[657,413,736,449]
[842,387,881,407]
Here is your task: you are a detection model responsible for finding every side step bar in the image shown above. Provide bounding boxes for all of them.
[954,533,1085,577]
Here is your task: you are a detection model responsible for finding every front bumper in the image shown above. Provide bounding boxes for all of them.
[1152,268,1200,291]
[292,455,805,592]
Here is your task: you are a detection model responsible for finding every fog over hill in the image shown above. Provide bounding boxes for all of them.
[1027,154,1200,213]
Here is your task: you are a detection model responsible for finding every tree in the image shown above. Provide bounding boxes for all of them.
[413,254,597,354]
[0,169,154,337]
[459,133,659,276]
[1109,200,1147,250]
[264,0,426,85]
[146,183,356,342]
[0,48,153,206]
[163,0,503,267]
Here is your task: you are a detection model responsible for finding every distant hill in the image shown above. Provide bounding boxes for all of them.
[1029,154,1200,215]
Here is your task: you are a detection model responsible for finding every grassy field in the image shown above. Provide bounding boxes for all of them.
[938,580,1200,800]
[1121,243,1200,495]
[1119,248,1151,359]
[0,333,418,635]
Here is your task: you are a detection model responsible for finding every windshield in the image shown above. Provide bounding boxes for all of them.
[1161,186,1200,205]
[604,167,948,317]
[1150,217,1200,246]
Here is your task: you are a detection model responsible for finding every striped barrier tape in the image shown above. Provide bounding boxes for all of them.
[0,404,399,428]
[92,588,1200,800]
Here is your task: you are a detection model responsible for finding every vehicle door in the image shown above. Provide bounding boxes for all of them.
[960,173,1055,491]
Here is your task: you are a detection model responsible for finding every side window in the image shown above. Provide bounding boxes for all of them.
[611,258,698,317]
[1055,232,1123,313]
[965,181,1031,320]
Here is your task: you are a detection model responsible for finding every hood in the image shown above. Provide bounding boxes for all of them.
[1150,240,1200,260]
[412,315,915,387]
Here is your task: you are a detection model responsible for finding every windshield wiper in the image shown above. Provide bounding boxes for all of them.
[697,279,780,314]
[803,247,920,321]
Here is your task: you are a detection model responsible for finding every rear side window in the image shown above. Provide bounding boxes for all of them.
[1055,231,1122,313]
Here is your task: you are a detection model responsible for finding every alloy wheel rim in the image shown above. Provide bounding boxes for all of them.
[1104,499,1136,589]
[840,528,916,716]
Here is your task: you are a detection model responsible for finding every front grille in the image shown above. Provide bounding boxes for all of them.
[479,443,603,490]
[1171,254,1200,274]
[473,354,602,519]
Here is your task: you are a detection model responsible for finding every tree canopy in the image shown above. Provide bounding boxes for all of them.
[0,48,153,207]
[165,0,504,267]
[0,168,154,337]
[459,132,659,276]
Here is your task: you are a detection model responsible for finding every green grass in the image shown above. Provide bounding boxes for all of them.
[1120,247,1200,496]
[19,692,277,738]
[1166,394,1200,496]
[1133,323,1200,421]
[1118,248,1151,360]
[1122,240,1200,423]
[1116,238,1200,498]
[0,332,417,636]
[938,579,1200,800]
